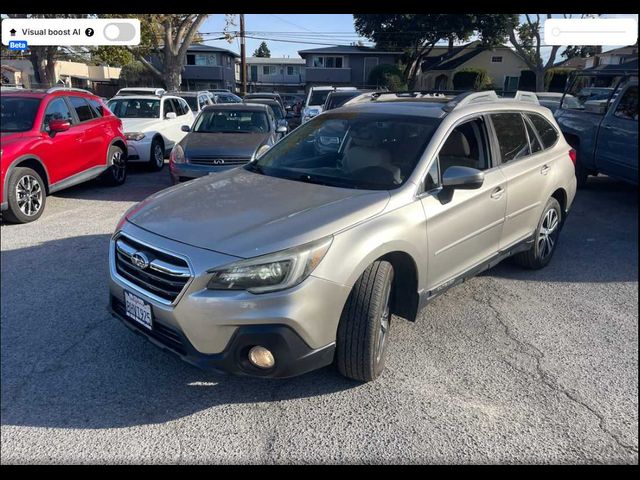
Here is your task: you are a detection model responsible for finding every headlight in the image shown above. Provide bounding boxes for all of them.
[125,132,145,141]
[170,144,185,164]
[207,237,333,293]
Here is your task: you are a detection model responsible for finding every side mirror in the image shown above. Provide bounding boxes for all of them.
[584,101,607,115]
[255,145,271,158]
[165,112,177,120]
[181,125,191,132]
[276,125,287,134]
[48,119,71,134]
[442,166,485,190]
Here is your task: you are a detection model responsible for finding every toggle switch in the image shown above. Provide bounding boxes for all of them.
[103,22,137,42]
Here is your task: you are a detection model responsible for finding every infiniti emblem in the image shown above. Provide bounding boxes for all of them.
[213,159,225,165]
[131,251,150,269]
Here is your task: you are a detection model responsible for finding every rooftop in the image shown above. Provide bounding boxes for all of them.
[298,45,403,56]
[245,57,306,64]
[186,44,240,58]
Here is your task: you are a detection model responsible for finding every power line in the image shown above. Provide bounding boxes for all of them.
[267,14,314,33]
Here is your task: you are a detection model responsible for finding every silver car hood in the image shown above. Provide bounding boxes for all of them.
[127,168,390,258]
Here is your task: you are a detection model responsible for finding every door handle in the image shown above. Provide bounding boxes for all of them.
[540,164,551,175]
[490,186,504,200]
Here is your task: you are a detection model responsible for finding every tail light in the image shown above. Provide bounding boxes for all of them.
[568,148,577,167]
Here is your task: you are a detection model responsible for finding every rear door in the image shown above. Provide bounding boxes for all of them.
[67,95,104,171]
[594,83,638,183]
[491,112,555,249]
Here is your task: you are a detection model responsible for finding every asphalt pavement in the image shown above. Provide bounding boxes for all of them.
[1,165,637,464]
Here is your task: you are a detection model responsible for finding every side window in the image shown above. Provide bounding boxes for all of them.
[43,98,74,130]
[178,98,190,115]
[424,159,440,191]
[437,117,491,174]
[68,96,95,122]
[614,86,638,121]
[491,113,530,163]
[163,98,175,116]
[88,98,104,117]
[524,116,543,154]
[526,113,559,149]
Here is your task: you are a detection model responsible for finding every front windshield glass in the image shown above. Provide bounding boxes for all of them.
[245,112,439,190]
[193,110,269,133]
[216,94,242,103]
[107,98,161,118]
[561,75,624,111]
[250,101,284,119]
[326,92,359,110]
[1,97,41,132]
[309,90,331,106]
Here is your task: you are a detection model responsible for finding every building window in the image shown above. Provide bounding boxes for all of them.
[313,56,344,68]
[287,66,300,75]
[187,53,217,66]
[262,65,277,75]
[491,56,503,63]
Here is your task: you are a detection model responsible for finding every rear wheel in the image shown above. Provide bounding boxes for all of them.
[100,145,127,186]
[148,137,165,171]
[335,261,394,382]
[513,197,562,269]
[3,167,46,224]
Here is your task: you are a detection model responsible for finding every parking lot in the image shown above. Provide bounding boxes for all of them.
[1,165,637,464]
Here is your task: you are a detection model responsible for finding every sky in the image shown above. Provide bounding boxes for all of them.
[198,13,639,61]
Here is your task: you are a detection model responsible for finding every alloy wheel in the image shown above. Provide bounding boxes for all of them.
[538,208,559,260]
[154,144,164,167]
[16,175,43,217]
[375,278,392,365]
[112,150,126,182]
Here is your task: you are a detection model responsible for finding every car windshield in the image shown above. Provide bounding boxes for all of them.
[326,92,360,110]
[561,75,625,111]
[216,94,241,103]
[1,97,41,132]
[249,101,284,119]
[309,90,331,106]
[179,95,198,110]
[193,110,269,133]
[245,112,439,190]
[107,98,160,118]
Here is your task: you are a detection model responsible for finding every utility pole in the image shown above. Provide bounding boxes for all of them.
[240,14,247,96]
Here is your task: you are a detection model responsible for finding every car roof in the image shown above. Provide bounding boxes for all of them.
[109,95,181,101]
[173,91,209,96]
[1,89,95,99]
[243,98,280,105]
[202,103,270,112]
[245,93,280,97]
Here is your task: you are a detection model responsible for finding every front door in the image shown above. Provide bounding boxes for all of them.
[41,97,84,183]
[420,116,507,290]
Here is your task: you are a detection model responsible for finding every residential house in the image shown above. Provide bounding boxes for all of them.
[415,41,529,93]
[297,45,403,91]
[243,57,306,93]
[584,44,638,70]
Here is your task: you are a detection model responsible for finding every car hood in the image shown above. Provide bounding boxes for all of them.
[181,132,269,158]
[127,168,390,258]
[119,118,162,133]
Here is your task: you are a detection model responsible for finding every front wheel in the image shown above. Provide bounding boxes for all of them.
[335,260,394,382]
[100,145,127,186]
[513,197,562,269]
[148,138,165,171]
[2,167,47,224]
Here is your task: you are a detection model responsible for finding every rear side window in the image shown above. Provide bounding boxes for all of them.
[68,96,95,122]
[526,113,559,149]
[614,86,638,121]
[491,113,530,163]
[43,98,74,130]
[524,118,543,154]
[88,98,104,117]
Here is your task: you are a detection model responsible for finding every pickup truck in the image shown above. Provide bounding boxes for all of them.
[554,70,638,187]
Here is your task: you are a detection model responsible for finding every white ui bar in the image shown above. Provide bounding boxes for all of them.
[544,18,638,46]
[2,18,140,46]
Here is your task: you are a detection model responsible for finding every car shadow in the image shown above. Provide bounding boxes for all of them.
[488,176,637,283]
[0,234,358,430]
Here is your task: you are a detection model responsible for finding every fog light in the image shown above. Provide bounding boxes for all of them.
[248,346,275,369]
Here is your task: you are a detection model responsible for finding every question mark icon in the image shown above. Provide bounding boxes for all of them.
[85,28,94,37]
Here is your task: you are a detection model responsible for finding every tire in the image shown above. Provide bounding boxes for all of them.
[100,145,127,186]
[513,197,562,270]
[148,137,165,171]
[575,157,589,189]
[336,260,394,382]
[2,167,46,224]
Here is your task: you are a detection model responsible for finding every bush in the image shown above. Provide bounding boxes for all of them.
[367,64,407,90]
[453,68,492,91]
[545,68,573,93]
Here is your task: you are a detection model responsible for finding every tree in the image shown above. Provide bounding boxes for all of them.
[253,42,271,58]
[353,14,513,89]
[367,64,406,90]
[562,45,601,59]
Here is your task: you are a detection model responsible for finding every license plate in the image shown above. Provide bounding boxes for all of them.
[124,291,153,330]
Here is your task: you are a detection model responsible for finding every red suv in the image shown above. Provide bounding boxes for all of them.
[1,87,128,223]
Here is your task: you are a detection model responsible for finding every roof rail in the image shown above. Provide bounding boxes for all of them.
[442,90,499,112]
[512,90,540,105]
[46,86,93,95]
[115,87,166,97]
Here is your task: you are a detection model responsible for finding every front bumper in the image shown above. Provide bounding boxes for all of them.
[169,162,238,182]
[125,138,153,162]
[108,222,350,377]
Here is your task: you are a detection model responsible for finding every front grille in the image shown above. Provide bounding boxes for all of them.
[111,296,186,355]
[114,235,191,303]
[188,156,251,166]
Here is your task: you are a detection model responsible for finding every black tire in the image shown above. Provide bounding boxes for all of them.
[148,137,165,171]
[100,145,127,186]
[567,139,589,188]
[513,197,562,270]
[2,167,46,224]
[336,260,394,382]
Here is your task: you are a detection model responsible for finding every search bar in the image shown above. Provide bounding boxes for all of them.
[544,18,638,46]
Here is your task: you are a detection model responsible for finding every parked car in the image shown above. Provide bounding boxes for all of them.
[555,70,638,187]
[243,98,289,134]
[109,90,576,381]
[172,91,215,114]
[208,88,232,94]
[535,92,580,113]
[213,92,242,104]
[168,103,286,184]
[280,93,305,111]
[302,86,357,123]
[107,91,195,171]
[243,92,285,110]
[324,90,369,111]
[1,87,127,223]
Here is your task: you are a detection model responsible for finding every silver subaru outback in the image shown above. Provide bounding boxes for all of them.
[108,91,577,382]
